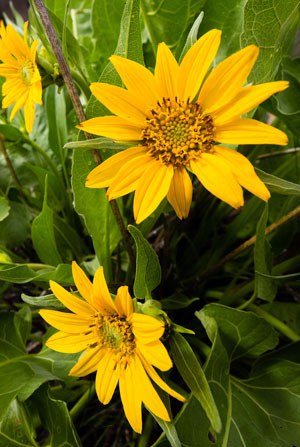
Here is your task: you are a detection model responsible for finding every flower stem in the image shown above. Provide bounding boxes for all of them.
[249,304,300,342]
[202,204,300,277]
[70,383,95,421]
[32,0,135,272]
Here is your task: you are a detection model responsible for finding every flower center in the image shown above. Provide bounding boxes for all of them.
[91,313,135,366]
[21,60,34,85]
[142,98,215,167]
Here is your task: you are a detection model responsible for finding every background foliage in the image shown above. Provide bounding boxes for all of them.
[0,0,300,446]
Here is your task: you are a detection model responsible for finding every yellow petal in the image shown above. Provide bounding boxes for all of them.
[39,309,91,333]
[134,355,170,421]
[92,266,117,313]
[106,152,152,200]
[167,167,193,219]
[49,280,95,316]
[8,91,28,120]
[90,82,146,124]
[86,146,146,188]
[131,313,164,342]
[213,81,289,125]
[46,331,94,353]
[199,45,259,113]
[110,55,159,110]
[190,153,244,208]
[134,162,174,223]
[155,42,179,99]
[77,116,142,140]
[178,29,221,101]
[140,356,186,402]
[69,346,105,377]
[119,358,142,433]
[214,146,270,201]
[215,118,288,145]
[24,97,35,133]
[95,351,119,404]
[115,286,133,317]
[136,340,172,371]
[71,261,93,305]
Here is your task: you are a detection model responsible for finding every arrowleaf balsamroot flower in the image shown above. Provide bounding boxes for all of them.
[0,21,42,133]
[40,262,185,433]
[79,30,289,223]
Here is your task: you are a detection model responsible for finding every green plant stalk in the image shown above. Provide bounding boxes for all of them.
[0,135,26,200]
[249,304,300,342]
[70,383,96,420]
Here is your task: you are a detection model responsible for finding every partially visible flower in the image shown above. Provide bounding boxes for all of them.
[0,21,42,133]
[40,262,185,433]
[79,30,289,223]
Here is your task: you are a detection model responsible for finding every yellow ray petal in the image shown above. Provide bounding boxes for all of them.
[92,266,117,313]
[8,92,28,120]
[77,116,142,140]
[140,356,186,402]
[199,45,259,113]
[167,167,193,219]
[69,346,105,377]
[190,153,244,208]
[96,351,119,404]
[115,286,133,317]
[46,331,94,353]
[155,42,179,99]
[213,81,289,125]
[178,29,221,102]
[214,146,270,201]
[107,152,152,200]
[39,309,91,333]
[110,55,159,110]
[134,355,170,421]
[71,261,93,305]
[134,162,174,223]
[131,313,164,342]
[86,146,146,188]
[24,97,34,133]
[215,118,288,145]
[90,83,146,124]
[50,280,95,316]
[119,358,142,433]
[136,340,172,371]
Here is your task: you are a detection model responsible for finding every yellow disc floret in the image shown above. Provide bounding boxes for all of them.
[142,97,215,167]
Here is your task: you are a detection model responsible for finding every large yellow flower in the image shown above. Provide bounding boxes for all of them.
[0,21,42,133]
[40,262,185,433]
[79,30,288,223]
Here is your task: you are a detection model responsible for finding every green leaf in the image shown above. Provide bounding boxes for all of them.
[256,167,300,196]
[31,177,63,266]
[179,11,204,62]
[254,204,277,301]
[151,416,182,447]
[64,137,132,150]
[22,293,65,309]
[32,386,81,447]
[0,399,38,447]
[45,84,67,163]
[128,225,161,298]
[170,332,221,433]
[0,197,10,222]
[0,202,30,248]
[0,124,23,141]
[241,0,300,83]
[0,263,73,284]
[14,307,32,346]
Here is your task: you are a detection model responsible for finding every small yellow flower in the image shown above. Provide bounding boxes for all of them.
[40,262,185,433]
[0,21,42,133]
[79,30,289,223]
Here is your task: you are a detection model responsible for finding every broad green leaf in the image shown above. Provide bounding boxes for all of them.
[0,197,10,222]
[256,167,300,196]
[161,295,199,310]
[179,11,204,61]
[128,225,161,298]
[0,124,23,141]
[22,293,65,309]
[37,345,80,380]
[262,302,300,334]
[0,263,73,284]
[65,137,132,151]
[0,202,30,248]
[170,332,221,433]
[254,204,277,301]
[31,178,63,266]
[0,399,38,447]
[151,415,182,447]
[241,0,300,83]
[32,386,81,447]
[14,307,32,347]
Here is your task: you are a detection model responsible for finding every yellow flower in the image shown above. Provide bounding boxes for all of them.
[0,21,42,133]
[40,262,185,433]
[79,30,289,223]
